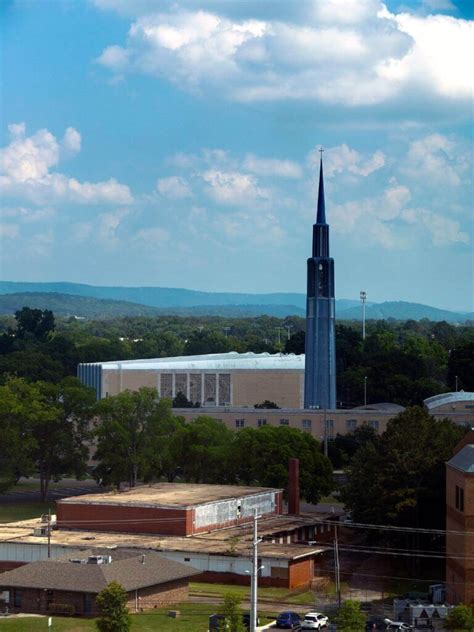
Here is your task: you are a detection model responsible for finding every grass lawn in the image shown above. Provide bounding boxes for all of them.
[0,603,214,631]
[190,582,315,606]
[0,502,55,523]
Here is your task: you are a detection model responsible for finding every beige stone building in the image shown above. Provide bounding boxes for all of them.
[77,354,474,438]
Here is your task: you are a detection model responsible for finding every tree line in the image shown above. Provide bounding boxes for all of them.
[0,307,473,407]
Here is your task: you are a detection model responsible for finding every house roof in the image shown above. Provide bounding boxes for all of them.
[447,444,474,473]
[0,549,199,593]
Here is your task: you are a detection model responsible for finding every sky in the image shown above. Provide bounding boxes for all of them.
[0,0,472,311]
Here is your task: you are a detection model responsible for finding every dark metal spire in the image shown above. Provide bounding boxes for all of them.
[316,150,326,225]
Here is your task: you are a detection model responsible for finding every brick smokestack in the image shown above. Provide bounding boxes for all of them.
[288,458,300,515]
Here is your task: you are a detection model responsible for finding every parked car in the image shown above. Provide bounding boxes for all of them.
[301,611,329,629]
[384,619,413,631]
[276,611,302,629]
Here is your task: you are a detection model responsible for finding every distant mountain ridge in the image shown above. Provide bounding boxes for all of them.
[0,281,471,322]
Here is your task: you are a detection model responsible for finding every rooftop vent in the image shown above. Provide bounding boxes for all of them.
[69,558,87,564]
[87,555,112,565]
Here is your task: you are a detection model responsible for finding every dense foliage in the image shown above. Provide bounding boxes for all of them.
[1,308,472,407]
[95,582,131,632]
[334,600,366,632]
[341,407,465,529]
[92,388,334,503]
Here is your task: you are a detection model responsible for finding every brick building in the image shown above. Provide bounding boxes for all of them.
[446,431,474,604]
[0,548,198,616]
[57,483,283,536]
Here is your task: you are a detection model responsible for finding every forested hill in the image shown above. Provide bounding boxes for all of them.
[0,282,471,322]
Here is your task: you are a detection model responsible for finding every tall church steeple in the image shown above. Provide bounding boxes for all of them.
[304,152,336,410]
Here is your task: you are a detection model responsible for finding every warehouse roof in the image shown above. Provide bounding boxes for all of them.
[81,351,305,371]
[58,483,280,508]
[0,548,199,593]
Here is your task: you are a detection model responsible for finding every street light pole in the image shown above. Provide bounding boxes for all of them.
[250,509,262,632]
[364,376,368,407]
[455,375,459,392]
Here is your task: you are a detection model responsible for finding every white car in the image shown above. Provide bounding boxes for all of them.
[301,612,329,630]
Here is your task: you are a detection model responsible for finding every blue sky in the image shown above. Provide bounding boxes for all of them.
[0,0,472,311]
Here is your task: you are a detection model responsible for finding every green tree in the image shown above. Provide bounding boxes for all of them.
[342,407,465,529]
[445,604,474,632]
[254,400,280,409]
[448,342,474,391]
[219,592,246,632]
[15,307,55,341]
[94,388,178,488]
[334,600,366,632]
[171,416,235,483]
[96,581,131,632]
[231,425,333,504]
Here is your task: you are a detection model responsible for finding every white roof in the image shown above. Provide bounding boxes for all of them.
[90,352,305,371]
[424,391,474,410]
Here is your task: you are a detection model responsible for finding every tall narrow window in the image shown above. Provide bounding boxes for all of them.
[455,485,465,512]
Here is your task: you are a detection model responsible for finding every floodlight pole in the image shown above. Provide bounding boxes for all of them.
[360,291,367,341]
[364,376,368,407]
[250,509,262,632]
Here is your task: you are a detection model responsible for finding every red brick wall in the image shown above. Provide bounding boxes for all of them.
[0,562,26,573]
[192,570,288,588]
[57,503,192,535]
[2,581,191,616]
[128,579,189,611]
[288,558,313,589]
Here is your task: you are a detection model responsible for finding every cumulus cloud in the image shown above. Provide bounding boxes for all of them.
[0,123,133,205]
[401,133,469,186]
[157,175,192,198]
[243,154,302,179]
[0,206,55,223]
[96,3,472,108]
[0,223,19,239]
[214,210,285,247]
[331,178,469,248]
[134,226,170,245]
[309,144,385,177]
[201,169,271,205]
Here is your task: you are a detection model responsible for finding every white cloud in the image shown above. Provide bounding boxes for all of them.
[377,9,472,100]
[201,169,271,205]
[309,144,385,177]
[215,210,285,247]
[0,206,55,223]
[134,226,170,245]
[243,154,302,179]
[401,133,469,187]
[96,4,472,108]
[157,175,192,198]
[97,208,130,246]
[331,178,469,248]
[0,223,19,239]
[62,127,82,154]
[0,123,133,205]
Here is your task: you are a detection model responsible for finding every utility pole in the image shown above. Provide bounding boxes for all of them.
[47,509,51,559]
[223,327,230,338]
[275,327,282,349]
[250,509,262,632]
[364,375,368,407]
[284,324,292,341]
[334,524,341,608]
[360,291,367,341]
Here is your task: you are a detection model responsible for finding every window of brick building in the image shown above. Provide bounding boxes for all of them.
[235,419,245,428]
[280,419,289,426]
[84,593,93,614]
[455,485,465,512]
[346,419,357,431]
[368,419,379,430]
[257,419,267,427]
[13,590,22,608]
[302,419,312,429]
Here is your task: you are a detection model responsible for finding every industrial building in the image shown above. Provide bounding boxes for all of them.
[0,479,334,590]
